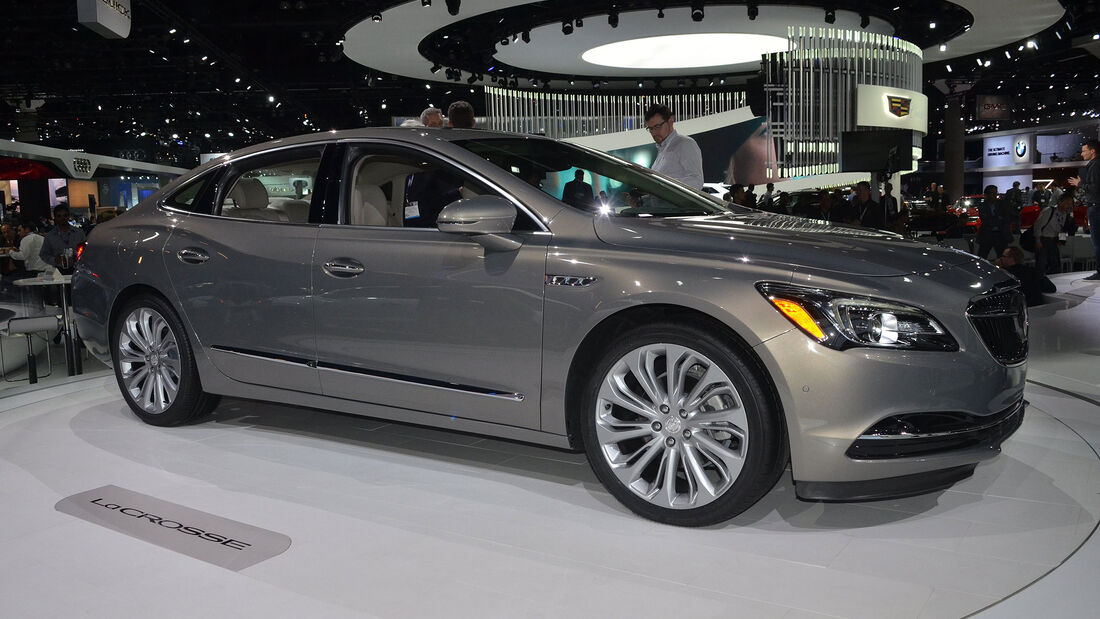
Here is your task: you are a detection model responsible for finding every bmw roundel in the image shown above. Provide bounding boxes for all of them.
[1015,141,1027,157]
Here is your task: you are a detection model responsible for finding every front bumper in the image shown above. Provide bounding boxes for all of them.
[797,398,1025,501]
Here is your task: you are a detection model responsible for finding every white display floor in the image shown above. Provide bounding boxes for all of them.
[2,273,1099,619]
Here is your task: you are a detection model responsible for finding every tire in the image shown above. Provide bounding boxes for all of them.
[580,322,786,526]
[110,294,220,426]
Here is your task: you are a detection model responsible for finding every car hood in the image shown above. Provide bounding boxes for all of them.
[593,212,975,277]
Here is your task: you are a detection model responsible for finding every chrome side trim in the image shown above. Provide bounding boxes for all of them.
[209,346,316,367]
[316,362,525,402]
[545,274,598,287]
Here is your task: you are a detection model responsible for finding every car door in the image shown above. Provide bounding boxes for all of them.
[312,141,549,429]
[161,144,329,394]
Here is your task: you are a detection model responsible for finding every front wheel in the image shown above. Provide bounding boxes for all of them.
[111,295,219,426]
[580,323,786,526]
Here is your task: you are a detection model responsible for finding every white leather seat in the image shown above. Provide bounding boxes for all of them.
[351,182,388,226]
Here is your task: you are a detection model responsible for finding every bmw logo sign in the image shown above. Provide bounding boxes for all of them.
[1015,141,1028,157]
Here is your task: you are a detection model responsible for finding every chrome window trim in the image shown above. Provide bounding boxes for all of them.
[160,141,329,225]
[336,137,552,233]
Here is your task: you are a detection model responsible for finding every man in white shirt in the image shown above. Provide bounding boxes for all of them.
[645,104,704,189]
[9,221,50,276]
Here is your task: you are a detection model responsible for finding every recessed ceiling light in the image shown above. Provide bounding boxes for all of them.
[582,34,789,70]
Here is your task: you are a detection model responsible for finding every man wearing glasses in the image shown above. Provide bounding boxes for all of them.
[644,104,704,189]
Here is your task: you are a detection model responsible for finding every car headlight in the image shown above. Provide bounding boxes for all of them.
[756,282,958,351]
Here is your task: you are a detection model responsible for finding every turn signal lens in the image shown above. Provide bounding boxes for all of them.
[768,298,826,341]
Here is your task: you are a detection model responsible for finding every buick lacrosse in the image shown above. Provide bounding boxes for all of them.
[73,128,1025,526]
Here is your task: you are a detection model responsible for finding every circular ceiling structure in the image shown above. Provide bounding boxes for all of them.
[342,0,1066,89]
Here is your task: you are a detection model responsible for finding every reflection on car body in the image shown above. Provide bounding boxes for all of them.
[73,128,1026,526]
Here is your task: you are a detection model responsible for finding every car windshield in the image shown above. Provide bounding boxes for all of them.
[453,137,737,218]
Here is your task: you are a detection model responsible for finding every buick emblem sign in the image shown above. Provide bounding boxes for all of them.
[888,96,911,118]
[1015,141,1028,157]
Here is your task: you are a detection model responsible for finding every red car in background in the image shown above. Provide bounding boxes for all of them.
[1021,200,1089,230]
[949,196,984,234]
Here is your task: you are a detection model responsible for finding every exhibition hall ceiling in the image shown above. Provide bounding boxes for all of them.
[1,0,1098,159]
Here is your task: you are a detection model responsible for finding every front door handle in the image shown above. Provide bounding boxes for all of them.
[177,248,210,264]
[323,258,365,277]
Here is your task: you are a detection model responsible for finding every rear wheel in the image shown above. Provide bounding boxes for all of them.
[111,295,219,426]
[580,323,786,526]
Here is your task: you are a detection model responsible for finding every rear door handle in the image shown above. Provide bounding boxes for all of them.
[323,258,365,277]
[177,248,210,264]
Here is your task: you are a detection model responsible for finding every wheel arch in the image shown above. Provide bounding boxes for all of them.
[563,303,789,455]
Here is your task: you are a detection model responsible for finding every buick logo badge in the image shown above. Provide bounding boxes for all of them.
[1015,141,1027,157]
[888,96,911,118]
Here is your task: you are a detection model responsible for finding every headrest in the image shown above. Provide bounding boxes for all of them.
[229,178,269,209]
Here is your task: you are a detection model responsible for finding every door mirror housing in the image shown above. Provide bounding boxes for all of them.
[437,195,522,251]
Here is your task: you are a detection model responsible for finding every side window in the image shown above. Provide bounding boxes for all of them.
[345,146,539,231]
[218,146,324,223]
[163,173,214,213]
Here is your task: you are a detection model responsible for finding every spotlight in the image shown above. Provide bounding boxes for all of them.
[445,0,460,16]
[430,63,441,73]
[575,17,583,28]
[562,21,573,35]
[824,9,835,24]
[421,0,430,6]
[860,13,869,29]
[657,8,665,18]
[371,13,382,22]
[608,11,619,28]
[691,3,704,22]
[747,4,758,20]
[637,80,644,88]
[500,38,509,46]
[521,30,530,43]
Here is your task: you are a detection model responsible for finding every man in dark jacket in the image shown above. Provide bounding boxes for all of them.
[1068,139,1100,280]
[975,185,1013,261]
[995,246,1055,306]
[852,181,886,229]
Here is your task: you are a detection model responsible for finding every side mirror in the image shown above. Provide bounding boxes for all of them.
[437,195,522,251]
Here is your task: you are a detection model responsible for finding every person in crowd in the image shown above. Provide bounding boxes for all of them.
[809,190,847,223]
[881,182,902,232]
[8,220,49,279]
[1068,138,1100,280]
[1004,180,1024,232]
[852,180,885,229]
[39,204,86,270]
[758,183,775,211]
[0,222,18,275]
[1031,185,1050,208]
[446,101,476,128]
[976,184,1013,261]
[995,245,1055,306]
[926,182,940,209]
[937,185,950,211]
[597,191,609,206]
[745,184,758,208]
[644,103,703,189]
[1048,182,1064,211]
[562,169,594,210]
[1034,193,1078,274]
[726,184,748,207]
[775,191,790,215]
[420,107,444,128]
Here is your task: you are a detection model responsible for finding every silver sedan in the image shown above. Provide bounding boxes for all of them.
[73,128,1026,526]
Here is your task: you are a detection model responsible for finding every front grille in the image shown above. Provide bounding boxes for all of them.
[967,287,1028,365]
